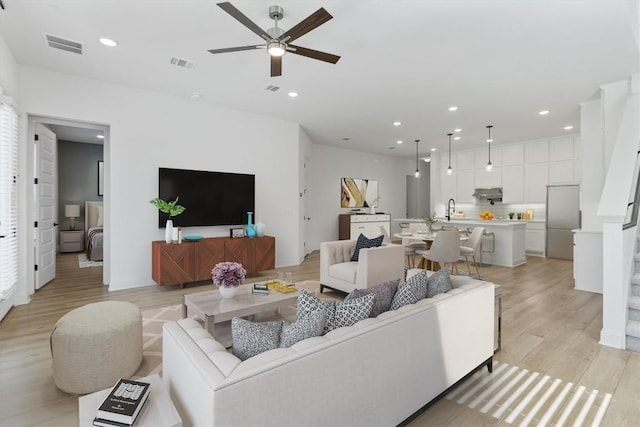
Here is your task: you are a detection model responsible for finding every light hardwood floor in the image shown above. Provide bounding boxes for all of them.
[0,252,637,426]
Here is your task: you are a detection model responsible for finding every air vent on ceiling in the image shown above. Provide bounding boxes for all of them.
[265,85,280,92]
[45,34,83,55]
[170,57,195,69]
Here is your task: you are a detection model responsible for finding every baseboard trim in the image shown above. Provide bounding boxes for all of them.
[397,356,493,427]
[600,329,625,349]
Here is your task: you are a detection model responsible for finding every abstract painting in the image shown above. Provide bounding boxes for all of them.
[341,178,378,208]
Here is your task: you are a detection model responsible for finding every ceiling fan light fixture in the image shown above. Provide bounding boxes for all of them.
[267,41,286,57]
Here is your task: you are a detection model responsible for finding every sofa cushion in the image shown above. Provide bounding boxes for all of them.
[328,261,358,283]
[390,270,428,310]
[297,289,374,333]
[427,268,452,298]
[231,318,283,361]
[350,233,384,261]
[280,309,328,348]
[345,279,400,317]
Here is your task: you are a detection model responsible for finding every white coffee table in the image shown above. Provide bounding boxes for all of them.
[78,374,181,427]
[182,283,299,347]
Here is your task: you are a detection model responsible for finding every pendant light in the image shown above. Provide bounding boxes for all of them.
[485,125,493,172]
[446,133,453,175]
[414,139,420,178]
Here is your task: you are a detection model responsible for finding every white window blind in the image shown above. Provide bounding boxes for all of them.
[0,100,19,300]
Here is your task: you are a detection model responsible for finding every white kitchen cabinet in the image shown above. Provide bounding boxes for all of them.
[502,144,524,166]
[524,140,549,163]
[502,165,524,202]
[456,169,475,202]
[549,136,574,161]
[524,163,549,202]
[475,167,502,189]
[457,151,475,170]
[475,147,501,169]
[525,222,545,255]
[549,160,574,184]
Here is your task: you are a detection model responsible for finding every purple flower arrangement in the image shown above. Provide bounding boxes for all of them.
[211,262,247,288]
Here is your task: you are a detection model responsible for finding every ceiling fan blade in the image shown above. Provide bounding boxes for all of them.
[208,45,263,54]
[279,7,332,44]
[287,44,340,64]
[271,56,282,77]
[217,2,271,42]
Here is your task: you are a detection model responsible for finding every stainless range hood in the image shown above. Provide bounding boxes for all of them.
[473,187,503,202]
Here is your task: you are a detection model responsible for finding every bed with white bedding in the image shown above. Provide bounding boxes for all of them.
[84,201,103,261]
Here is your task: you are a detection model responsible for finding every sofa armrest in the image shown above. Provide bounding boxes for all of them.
[320,240,356,282]
[356,243,405,288]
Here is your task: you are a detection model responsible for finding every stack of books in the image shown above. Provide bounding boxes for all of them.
[252,282,269,295]
[93,379,150,427]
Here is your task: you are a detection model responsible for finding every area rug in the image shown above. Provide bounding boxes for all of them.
[77,254,103,268]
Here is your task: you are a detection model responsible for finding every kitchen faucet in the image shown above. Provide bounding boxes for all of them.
[446,198,455,221]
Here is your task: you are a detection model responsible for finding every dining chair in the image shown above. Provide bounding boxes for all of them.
[417,230,461,273]
[396,224,427,267]
[460,227,485,276]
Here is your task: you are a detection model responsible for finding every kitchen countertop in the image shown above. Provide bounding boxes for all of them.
[435,218,527,227]
[396,217,544,224]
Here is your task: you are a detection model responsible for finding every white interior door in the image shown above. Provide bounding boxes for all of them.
[35,123,57,289]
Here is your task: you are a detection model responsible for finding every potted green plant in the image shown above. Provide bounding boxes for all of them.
[508,212,515,220]
[424,213,439,232]
[150,197,186,243]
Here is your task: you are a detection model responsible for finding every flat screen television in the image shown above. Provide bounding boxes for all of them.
[158,167,255,227]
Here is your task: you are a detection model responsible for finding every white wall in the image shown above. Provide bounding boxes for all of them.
[308,144,414,250]
[17,65,302,291]
[0,36,18,97]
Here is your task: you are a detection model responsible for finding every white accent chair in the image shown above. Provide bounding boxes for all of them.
[320,239,405,294]
[461,226,485,276]
[417,230,461,273]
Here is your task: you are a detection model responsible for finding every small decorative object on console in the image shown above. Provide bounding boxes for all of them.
[150,197,186,244]
[230,227,246,238]
[95,378,150,426]
[245,211,256,238]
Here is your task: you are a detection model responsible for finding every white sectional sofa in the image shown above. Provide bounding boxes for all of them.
[162,273,495,427]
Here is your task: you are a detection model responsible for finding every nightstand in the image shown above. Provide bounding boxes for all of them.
[60,230,84,253]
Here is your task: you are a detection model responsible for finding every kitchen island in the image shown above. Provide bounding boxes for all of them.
[396,218,526,267]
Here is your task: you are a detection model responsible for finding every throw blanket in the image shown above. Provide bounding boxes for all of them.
[86,227,103,260]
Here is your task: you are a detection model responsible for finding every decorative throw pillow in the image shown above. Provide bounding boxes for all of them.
[427,268,452,298]
[332,293,375,330]
[350,233,384,262]
[296,289,374,333]
[231,318,283,361]
[345,279,400,317]
[280,309,327,348]
[390,270,428,310]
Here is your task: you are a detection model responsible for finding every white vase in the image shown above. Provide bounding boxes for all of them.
[218,285,238,299]
[255,218,266,237]
[165,219,173,243]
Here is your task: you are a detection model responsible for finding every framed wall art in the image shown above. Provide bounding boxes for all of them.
[340,177,378,208]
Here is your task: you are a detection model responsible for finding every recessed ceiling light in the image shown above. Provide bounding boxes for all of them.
[538,110,550,116]
[342,137,350,141]
[288,91,298,98]
[96,135,104,139]
[99,37,118,47]
[190,92,202,99]
[454,136,461,141]
[430,148,437,152]
[448,106,458,112]
[393,121,401,126]
[422,156,431,163]
[396,140,403,144]
[454,128,462,133]
[564,125,574,130]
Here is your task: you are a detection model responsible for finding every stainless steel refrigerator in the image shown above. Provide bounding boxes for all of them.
[546,185,580,260]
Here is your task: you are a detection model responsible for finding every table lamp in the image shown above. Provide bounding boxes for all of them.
[65,204,80,230]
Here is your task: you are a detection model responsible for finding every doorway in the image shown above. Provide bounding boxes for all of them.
[30,116,107,292]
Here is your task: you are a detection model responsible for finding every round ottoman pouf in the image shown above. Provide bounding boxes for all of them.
[51,301,143,394]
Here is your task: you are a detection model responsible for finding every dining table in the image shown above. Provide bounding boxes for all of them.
[393,230,469,270]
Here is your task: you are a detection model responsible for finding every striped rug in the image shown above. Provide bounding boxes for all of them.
[446,361,612,426]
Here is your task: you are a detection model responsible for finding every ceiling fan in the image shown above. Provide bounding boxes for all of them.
[208,2,341,77]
